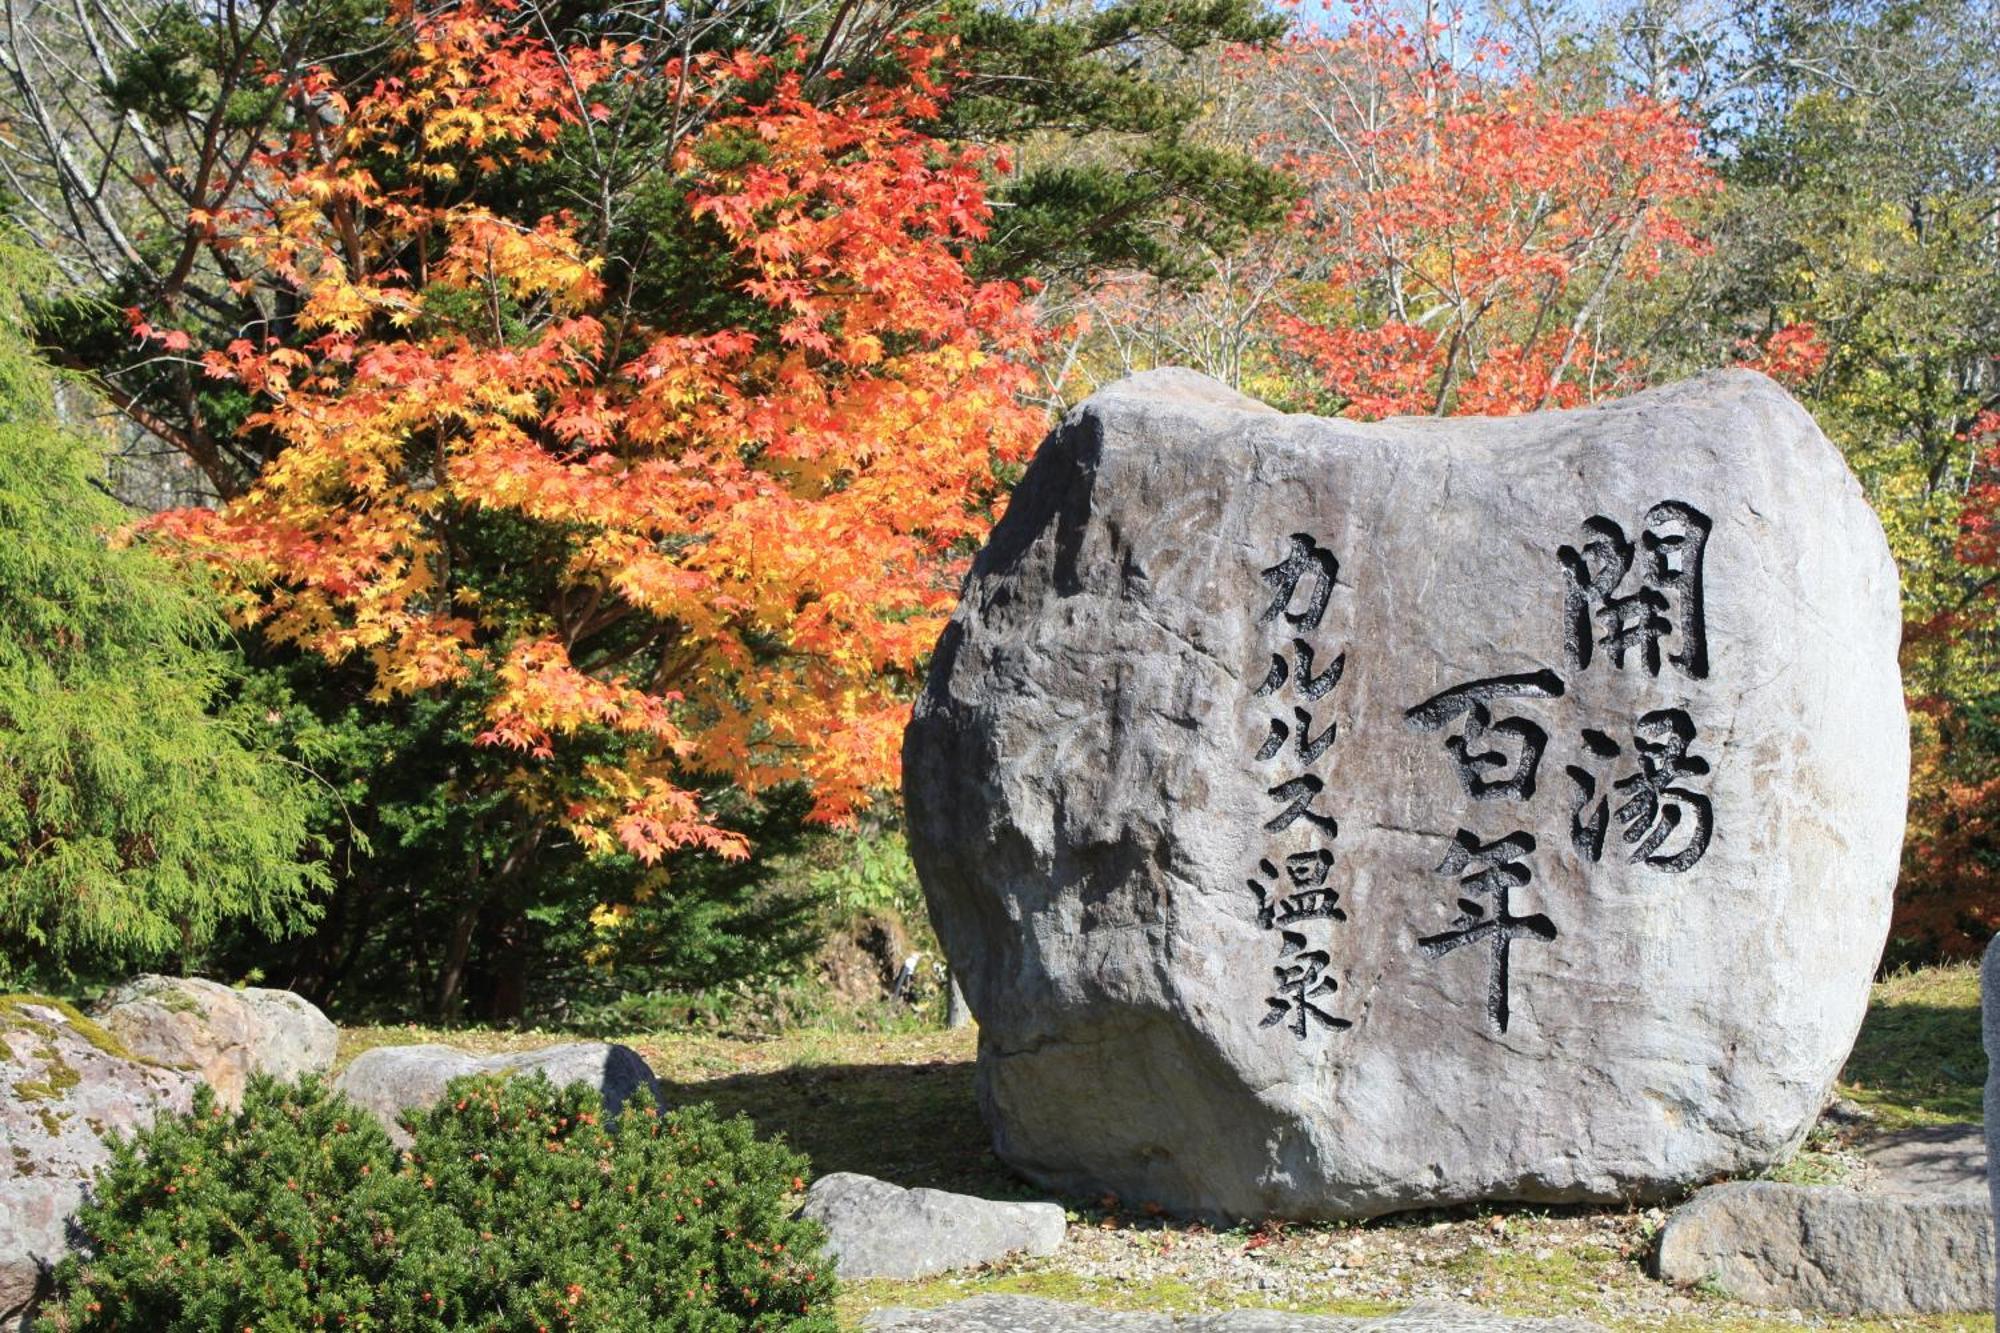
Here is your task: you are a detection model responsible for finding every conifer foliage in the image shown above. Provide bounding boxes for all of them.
[35,1074,833,1332]
[0,243,322,984]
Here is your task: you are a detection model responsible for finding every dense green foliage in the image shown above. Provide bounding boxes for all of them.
[0,249,322,987]
[200,658,824,1023]
[36,1073,835,1333]
[938,0,1294,284]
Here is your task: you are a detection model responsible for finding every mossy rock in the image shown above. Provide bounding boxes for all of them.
[110,976,210,1017]
[0,993,141,1064]
[0,993,198,1333]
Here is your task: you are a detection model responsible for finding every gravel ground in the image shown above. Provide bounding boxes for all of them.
[842,1197,1985,1332]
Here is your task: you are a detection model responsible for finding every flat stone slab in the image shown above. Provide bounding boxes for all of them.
[1859,1122,1983,1197]
[865,1295,1608,1332]
[803,1173,1065,1280]
[1655,1140,1993,1316]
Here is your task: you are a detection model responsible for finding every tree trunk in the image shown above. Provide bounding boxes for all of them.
[432,897,485,1022]
[432,820,544,1022]
[482,910,531,1025]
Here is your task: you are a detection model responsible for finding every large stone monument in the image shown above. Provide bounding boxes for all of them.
[904,368,1907,1220]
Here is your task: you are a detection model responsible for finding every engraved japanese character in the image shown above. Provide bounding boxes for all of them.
[1256,639,1345,700]
[1417,830,1558,1035]
[1261,930,1352,1037]
[1264,774,1338,835]
[1559,502,1712,679]
[1248,850,1346,929]
[1404,670,1566,801]
[1260,534,1340,632]
[1255,707,1339,764]
[1564,712,1713,872]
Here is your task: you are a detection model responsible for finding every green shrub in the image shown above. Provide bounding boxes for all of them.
[37,1074,837,1333]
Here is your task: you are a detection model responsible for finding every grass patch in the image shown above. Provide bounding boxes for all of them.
[1758,1122,1865,1186]
[838,1271,1205,1316]
[836,1268,1401,1323]
[1837,961,1981,1127]
[631,1028,1019,1199]
[1646,1318,1987,1333]
[337,1023,1016,1198]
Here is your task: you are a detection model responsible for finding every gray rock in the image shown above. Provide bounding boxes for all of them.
[93,975,337,1107]
[801,1172,1065,1279]
[333,1041,662,1143]
[1861,1122,1984,1196]
[905,368,1907,1220]
[1,996,195,1331]
[864,1295,1608,1332]
[1985,932,2000,1322]
[1654,1164,1991,1315]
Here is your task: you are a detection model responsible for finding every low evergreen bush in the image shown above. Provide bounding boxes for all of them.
[36,1073,836,1333]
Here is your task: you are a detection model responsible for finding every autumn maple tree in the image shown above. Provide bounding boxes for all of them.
[1255,11,1715,417]
[1066,5,1715,416]
[126,0,1042,1011]
[1893,404,2000,955]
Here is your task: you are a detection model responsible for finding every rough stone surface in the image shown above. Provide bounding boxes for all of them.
[1654,1160,1991,1315]
[864,1295,1608,1332]
[333,1041,663,1143]
[92,975,337,1107]
[801,1173,1065,1279]
[1985,932,2000,1321]
[1,996,195,1331]
[905,368,1908,1220]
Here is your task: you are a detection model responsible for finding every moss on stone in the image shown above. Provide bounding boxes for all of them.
[0,992,141,1063]
[133,980,206,1017]
[14,1066,79,1101]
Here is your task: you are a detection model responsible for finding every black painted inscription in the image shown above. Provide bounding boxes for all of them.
[1257,639,1345,701]
[1416,831,1558,1035]
[1405,671,1566,802]
[1249,852,1347,929]
[1564,709,1714,871]
[1246,531,1352,1039]
[1399,498,1719,1038]
[1559,502,1712,680]
[1260,533,1339,631]
[1262,933,1354,1038]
